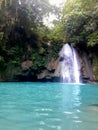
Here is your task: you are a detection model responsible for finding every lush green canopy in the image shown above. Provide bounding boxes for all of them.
[52,0,98,46]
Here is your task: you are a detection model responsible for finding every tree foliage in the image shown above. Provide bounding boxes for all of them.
[0,0,60,80]
[52,0,98,46]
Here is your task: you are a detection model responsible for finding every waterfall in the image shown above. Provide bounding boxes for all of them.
[55,44,81,83]
[72,48,80,83]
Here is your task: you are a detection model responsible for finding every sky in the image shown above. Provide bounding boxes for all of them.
[49,0,66,7]
[43,0,67,27]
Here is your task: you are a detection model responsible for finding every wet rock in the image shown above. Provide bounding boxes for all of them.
[21,60,33,70]
[80,52,93,81]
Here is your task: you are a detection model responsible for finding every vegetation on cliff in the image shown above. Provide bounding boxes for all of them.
[48,0,98,81]
[0,0,98,81]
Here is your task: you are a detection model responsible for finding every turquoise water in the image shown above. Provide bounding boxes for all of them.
[0,82,98,130]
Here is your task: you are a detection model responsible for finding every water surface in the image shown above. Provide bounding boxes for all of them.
[0,82,98,130]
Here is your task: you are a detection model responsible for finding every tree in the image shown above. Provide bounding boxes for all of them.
[52,0,98,46]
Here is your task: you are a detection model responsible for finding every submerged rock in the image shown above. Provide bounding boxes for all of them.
[85,104,98,112]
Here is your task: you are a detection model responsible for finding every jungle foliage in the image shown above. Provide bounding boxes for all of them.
[52,0,98,47]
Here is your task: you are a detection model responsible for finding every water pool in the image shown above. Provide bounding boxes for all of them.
[0,82,98,130]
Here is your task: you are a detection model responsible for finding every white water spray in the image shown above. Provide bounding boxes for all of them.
[55,44,81,83]
[72,48,80,83]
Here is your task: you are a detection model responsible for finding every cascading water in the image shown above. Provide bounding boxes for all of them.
[55,44,81,83]
[72,48,80,83]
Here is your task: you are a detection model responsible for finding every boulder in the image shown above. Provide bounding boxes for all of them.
[21,60,33,70]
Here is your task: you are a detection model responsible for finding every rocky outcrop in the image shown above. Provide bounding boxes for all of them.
[40,45,94,83]
[47,58,58,71]
[37,58,58,82]
[21,60,33,70]
[80,52,93,81]
[18,46,94,83]
[3,44,95,83]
